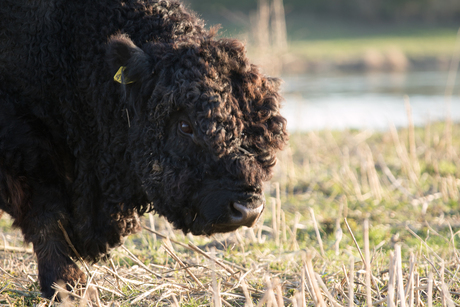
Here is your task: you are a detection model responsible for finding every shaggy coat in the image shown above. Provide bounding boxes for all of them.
[0,0,287,298]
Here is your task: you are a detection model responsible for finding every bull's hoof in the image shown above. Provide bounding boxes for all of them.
[39,257,87,300]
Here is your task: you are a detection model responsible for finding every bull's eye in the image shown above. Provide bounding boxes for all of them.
[179,120,193,136]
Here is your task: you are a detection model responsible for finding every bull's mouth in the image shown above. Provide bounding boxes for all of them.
[206,224,241,234]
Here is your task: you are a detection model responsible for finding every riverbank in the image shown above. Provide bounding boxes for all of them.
[283,32,458,74]
[208,14,460,75]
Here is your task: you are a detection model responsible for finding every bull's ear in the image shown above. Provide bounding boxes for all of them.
[107,34,151,84]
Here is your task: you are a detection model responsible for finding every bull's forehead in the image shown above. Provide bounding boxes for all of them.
[194,85,247,157]
[175,40,283,158]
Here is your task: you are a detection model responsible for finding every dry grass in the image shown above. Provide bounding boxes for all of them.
[2,117,460,306]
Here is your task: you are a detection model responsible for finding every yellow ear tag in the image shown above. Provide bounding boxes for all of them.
[114,66,135,84]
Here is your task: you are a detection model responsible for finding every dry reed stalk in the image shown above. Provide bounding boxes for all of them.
[51,282,84,301]
[285,146,297,196]
[342,147,364,201]
[290,212,301,251]
[273,278,283,307]
[241,279,254,307]
[292,292,303,307]
[427,271,433,307]
[414,272,420,307]
[405,96,420,176]
[0,245,33,254]
[281,210,287,243]
[335,210,343,256]
[265,276,279,307]
[342,195,348,219]
[365,145,383,201]
[49,288,59,306]
[276,183,282,247]
[143,226,187,248]
[405,226,443,262]
[377,154,412,198]
[441,178,449,202]
[301,262,316,303]
[57,220,91,275]
[444,27,460,100]
[308,207,326,258]
[92,284,124,298]
[234,229,248,265]
[301,262,308,307]
[110,258,121,292]
[344,218,365,265]
[248,227,258,244]
[172,294,180,307]
[447,223,460,264]
[164,221,177,239]
[270,0,287,52]
[363,219,372,307]
[405,253,415,307]
[444,28,460,161]
[102,265,135,290]
[148,213,157,246]
[348,255,354,307]
[143,226,237,275]
[210,248,223,307]
[305,254,326,307]
[349,167,364,201]
[81,269,96,302]
[389,123,417,184]
[358,146,370,193]
[255,287,269,306]
[315,273,342,307]
[162,242,204,289]
[187,243,236,275]
[271,197,278,247]
[448,175,459,200]
[395,244,406,307]
[257,221,264,244]
[440,261,455,307]
[120,245,162,278]
[424,120,431,163]
[1,233,6,252]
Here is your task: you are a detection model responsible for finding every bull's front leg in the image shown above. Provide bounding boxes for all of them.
[0,99,86,298]
[28,208,86,298]
[1,168,86,299]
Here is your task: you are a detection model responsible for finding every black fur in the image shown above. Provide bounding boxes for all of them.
[0,0,287,298]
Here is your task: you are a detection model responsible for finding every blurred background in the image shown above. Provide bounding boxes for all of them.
[184,0,460,131]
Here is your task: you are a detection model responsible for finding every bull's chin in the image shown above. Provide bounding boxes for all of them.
[191,224,241,236]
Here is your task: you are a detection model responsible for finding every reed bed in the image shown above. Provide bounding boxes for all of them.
[1,118,460,306]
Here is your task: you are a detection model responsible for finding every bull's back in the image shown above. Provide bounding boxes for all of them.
[0,0,65,99]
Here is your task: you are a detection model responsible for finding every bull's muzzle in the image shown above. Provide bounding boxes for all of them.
[229,202,264,227]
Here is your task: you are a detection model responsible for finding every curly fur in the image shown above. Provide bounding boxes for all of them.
[0,0,287,298]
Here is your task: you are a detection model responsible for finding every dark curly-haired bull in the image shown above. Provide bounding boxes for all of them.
[0,0,287,298]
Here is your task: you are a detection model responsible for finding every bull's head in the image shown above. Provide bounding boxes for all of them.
[107,34,288,235]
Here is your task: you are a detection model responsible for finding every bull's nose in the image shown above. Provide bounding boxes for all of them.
[229,202,264,227]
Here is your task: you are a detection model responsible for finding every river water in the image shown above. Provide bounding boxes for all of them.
[281,70,460,132]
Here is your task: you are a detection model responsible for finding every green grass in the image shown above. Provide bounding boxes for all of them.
[289,32,458,61]
[2,121,460,306]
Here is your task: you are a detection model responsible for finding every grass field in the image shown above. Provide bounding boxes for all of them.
[1,115,460,306]
[211,14,460,73]
[288,31,458,62]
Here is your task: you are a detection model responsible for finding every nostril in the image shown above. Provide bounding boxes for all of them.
[230,203,244,220]
[229,202,264,227]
